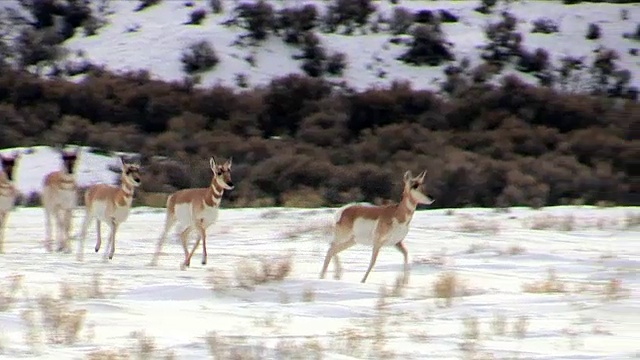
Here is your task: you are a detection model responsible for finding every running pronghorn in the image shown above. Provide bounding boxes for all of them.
[319,170,434,284]
[150,156,234,268]
[76,156,142,261]
[0,151,22,253]
[42,146,81,253]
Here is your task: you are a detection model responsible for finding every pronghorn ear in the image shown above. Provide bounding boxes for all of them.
[209,157,217,171]
[226,157,232,168]
[418,170,427,182]
[119,156,127,169]
[403,170,412,183]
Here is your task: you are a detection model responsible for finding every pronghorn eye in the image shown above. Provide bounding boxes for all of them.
[411,183,419,189]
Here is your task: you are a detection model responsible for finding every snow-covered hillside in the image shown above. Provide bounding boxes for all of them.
[53,0,640,91]
[0,146,123,196]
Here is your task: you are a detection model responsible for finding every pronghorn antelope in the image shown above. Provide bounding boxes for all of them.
[0,151,22,254]
[42,146,81,253]
[150,157,234,268]
[319,170,434,284]
[76,156,141,261]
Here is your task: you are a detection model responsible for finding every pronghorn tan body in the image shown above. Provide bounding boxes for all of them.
[320,170,434,284]
[0,152,22,253]
[151,157,234,268]
[77,157,141,261]
[41,147,80,253]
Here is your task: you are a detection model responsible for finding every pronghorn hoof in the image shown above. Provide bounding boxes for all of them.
[95,247,99,253]
[201,260,206,265]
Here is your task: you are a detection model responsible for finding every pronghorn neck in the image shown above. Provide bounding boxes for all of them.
[209,177,225,198]
[120,179,135,197]
[395,190,418,223]
[0,176,15,197]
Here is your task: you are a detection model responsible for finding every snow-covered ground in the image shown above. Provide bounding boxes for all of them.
[54,0,640,91]
[0,205,638,359]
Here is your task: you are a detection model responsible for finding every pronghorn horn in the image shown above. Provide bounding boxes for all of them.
[418,170,427,181]
[403,170,413,182]
[227,156,232,167]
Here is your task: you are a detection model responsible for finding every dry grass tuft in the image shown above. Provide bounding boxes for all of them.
[527,214,575,231]
[625,212,640,229]
[86,349,131,360]
[302,286,316,302]
[491,312,507,336]
[457,215,500,235]
[432,271,469,307]
[37,294,87,345]
[235,254,293,290]
[601,278,630,301]
[280,220,334,241]
[505,245,526,256]
[512,315,529,339]
[522,268,566,294]
[0,274,23,312]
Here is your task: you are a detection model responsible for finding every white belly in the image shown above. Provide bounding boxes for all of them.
[91,201,131,224]
[352,218,410,246]
[0,194,16,212]
[174,203,219,228]
[47,189,77,209]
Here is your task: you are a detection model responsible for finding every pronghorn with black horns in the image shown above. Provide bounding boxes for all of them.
[76,156,142,261]
[320,170,434,284]
[150,156,234,268]
[42,146,81,253]
[0,151,22,253]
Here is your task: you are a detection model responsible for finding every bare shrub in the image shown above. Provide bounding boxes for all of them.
[432,271,468,307]
[324,0,376,32]
[276,4,318,44]
[135,0,162,12]
[531,17,559,34]
[390,7,414,35]
[188,8,207,25]
[326,51,347,76]
[210,0,223,14]
[399,23,454,66]
[586,23,601,40]
[235,0,275,41]
[481,11,522,67]
[522,268,566,293]
[180,40,219,74]
[475,0,497,14]
[491,312,507,336]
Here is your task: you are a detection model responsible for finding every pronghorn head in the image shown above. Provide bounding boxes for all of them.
[59,147,80,175]
[403,170,434,205]
[210,156,234,191]
[120,156,142,187]
[0,151,21,182]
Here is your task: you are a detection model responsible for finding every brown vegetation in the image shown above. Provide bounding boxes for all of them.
[0,62,636,208]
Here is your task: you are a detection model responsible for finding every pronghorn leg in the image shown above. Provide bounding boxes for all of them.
[179,227,192,259]
[198,220,207,265]
[55,208,66,252]
[320,238,355,280]
[95,220,102,252]
[185,226,203,268]
[63,209,73,253]
[150,214,176,266]
[394,241,410,285]
[361,243,383,284]
[0,212,6,254]
[104,219,118,260]
[76,211,93,261]
[44,206,53,252]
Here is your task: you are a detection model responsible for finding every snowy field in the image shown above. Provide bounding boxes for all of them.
[47,0,640,91]
[0,204,638,359]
